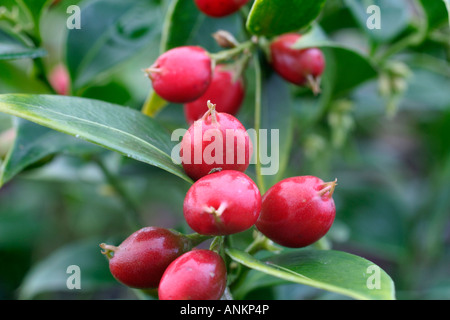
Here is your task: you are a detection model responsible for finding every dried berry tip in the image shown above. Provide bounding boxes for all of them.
[99,243,118,260]
[318,178,338,198]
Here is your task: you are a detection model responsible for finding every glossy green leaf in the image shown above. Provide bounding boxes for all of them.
[0,94,192,183]
[18,238,116,299]
[226,248,396,300]
[0,118,98,186]
[293,29,378,96]
[0,29,47,61]
[66,0,163,91]
[246,0,327,36]
[160,0,202,53]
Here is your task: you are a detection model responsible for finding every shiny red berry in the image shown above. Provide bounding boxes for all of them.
[100,227,189,289]
[146,46,212,103]
[184,64,245,124]
[256,176,337,248]
[270,33,325,94]
[158,249,227,300]
[180,101,252,181]
[194,0,250,18]
[183,170,261,236]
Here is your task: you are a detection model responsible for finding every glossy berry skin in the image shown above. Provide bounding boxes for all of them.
[194,0,250,18]
[184,65,245,124]
[100,227,189,289]
[270,33,325,91]
[180,102,252,181]
[256,176,336,248]
[184,170,262,236]
[158,249,227,300]
[146,46,212,103]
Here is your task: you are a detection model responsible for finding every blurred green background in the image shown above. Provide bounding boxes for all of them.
[0,0,449,300]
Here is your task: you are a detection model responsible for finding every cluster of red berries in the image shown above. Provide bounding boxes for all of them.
[100,172,336,300]
[145,3,325,123]
[99,1,333,300]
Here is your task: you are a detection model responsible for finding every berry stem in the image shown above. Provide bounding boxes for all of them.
[184,233,214,248]
[209,40,254,63]
[209,236,224,253]
[245,230,280,255]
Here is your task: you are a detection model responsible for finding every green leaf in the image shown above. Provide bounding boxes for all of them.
[293,28,378,96]
[226,248,396,300]
[246,0,327,36]
[0,118,98,186]
[16,0,52,41]
[160,0,202,53]
[18,238,116,299]
[0,29,47,61]
[0,94,193,183]
[344,0,412,43]
[419,0,450,30]
[66,0,163,91]
[0,61,50,93]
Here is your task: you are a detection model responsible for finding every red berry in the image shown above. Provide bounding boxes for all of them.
[100,227,189,289]
[256,176,337,248]
[158,249,227,300]
[184,64,245,124]
[270,33,325,94]
[183,170,261,236]
[194,0,250,18]
[180,101,252,181]
[146,46,212,103]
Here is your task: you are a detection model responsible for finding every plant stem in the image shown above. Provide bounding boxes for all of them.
[253,53,266,194]
[141,90,168,117]
[209,40,254,63]
[313,237,331,250]
[94,158,143,230]
[374,4,428,65]
[184,232,214,247]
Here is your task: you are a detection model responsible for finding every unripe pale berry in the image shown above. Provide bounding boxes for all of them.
[100,227,189,289]
[183,170,262,236]
[49,64,70,95]
[256,176,337,248]
[180,101,252,181]
[158,249,227,300]
[146,46,212,103]
[184,64,245,124]
[270,33,325,94]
